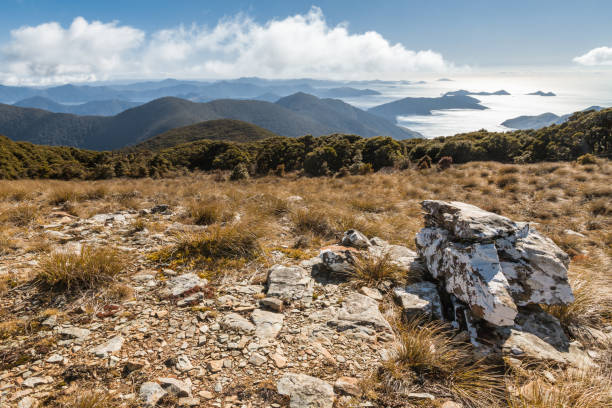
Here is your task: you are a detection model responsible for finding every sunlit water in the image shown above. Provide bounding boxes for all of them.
[338,70,612,138]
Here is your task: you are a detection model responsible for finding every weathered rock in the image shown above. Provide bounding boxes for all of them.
[260,297,284,312]
[221,313,255,332]
[22,376,53,388]
[319,246,357,276]
[17,396,38,408]
[58,326,91,341]
[341,229,371,249]
[91,335,124,358]
[46,354,64,364]
[368,237,425,274]
[140,382,166,406]
[162,273,207,298]
[333,293,392,333]
[158,377,192,397]
[175,355,193,372]
[266,264,313,302]
[359,286,383,301]
[277,373,335,408]
[207,359,223,373]
[416,200,573,326]
[334,376,361,397]
[249,352,267,366]
[393,281,442,319]
[251,309,284,339]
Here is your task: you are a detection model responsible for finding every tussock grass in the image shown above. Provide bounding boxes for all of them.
[376,319,504,407]
[348,252,404,285]
[186,200,231,225]
[0,204,39,226]
[61,391,114,408]
[507,368,612,408]
[291,207,336,238]
[37,246,125,291]
[153,221,262,269]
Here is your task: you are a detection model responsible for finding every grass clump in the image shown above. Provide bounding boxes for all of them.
[507,368,612,408]
[348,252,404,285]
[153,222,261,268]
[291,207,336,238]
[187,200,230,225]
[376,319,504,407]
[0,204,39,226]
[61,391,114,408]
[37,246,124,291]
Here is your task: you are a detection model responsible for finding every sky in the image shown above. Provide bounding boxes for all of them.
[0,0,611,85]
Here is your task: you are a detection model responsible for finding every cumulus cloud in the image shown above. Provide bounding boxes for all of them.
[0,7,453,85]
[573,46,612,66]
[2,17,144,85]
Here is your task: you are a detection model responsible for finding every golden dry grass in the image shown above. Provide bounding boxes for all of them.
[36,246,125,291]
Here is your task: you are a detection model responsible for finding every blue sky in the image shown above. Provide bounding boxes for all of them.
[0,0,611,84]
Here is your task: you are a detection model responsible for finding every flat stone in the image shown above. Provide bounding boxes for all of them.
[140,382,166,406]
[260,297,284,312]
[408,392,435,400]
[221,313,255,333]
[334,377,361,396]
[41,315,57,328]
[162,273,207,298]
[270,352,287,368]
[158,377,192,397]
[393,281,442,319]
[319,246,357,276]
[277,373,335,408]
[178,397,200,406]
[22,376,53,388]
[91,335,124,358]
[334,293,392,333]
[251,309,284,339]
[46,354,64,364]
[267,265,313,302]
[58,326,91,340]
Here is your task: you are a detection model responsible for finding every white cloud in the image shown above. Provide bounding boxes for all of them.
[573,46,612,66]
[0,8,453,85]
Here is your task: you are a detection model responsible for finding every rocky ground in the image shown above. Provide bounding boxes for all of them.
[0,162,611,407]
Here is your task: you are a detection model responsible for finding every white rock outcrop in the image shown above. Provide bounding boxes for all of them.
[416,200,573,327]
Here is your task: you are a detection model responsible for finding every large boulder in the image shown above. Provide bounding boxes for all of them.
[416,200,573,327]
[277,373,335,408]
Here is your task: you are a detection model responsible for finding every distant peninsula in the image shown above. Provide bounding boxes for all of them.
[527,91,556,97]
[444,89,510,97]
[368,94,487,120]
[501,106,603,129]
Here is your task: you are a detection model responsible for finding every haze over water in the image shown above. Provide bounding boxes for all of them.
[341,70,612,138]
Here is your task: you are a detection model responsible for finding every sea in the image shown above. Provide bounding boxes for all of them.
[337,70,612,138]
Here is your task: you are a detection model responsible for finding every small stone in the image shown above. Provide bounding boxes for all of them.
[207,359,223,373]
[341,229,371,248]
[270,353,287,368]
[41,315,57,328]
[58,326,90,341]
[249,353,267,366]
[158,377,192,397]
[252,309,284,339]
[46,354,64,364]
[334,377,361,397]
[176,355,193,372]
[199,391,214,399]
[140,382,166,406]
[441,402,463,408]
[260,297,284,312]
[163,273,207,298]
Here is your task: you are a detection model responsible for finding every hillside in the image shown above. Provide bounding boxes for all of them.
[276,92,420,139]
[14,96,141,116]
[134,119,279,150]
[501,106,604,130]
[368,94,487,120]
[0,94,419,150]
[444,89,510,96]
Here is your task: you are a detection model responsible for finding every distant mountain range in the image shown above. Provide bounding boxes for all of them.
[367,95,487,120]
[0,92,419,150]
[444,89,510,96]
[527,91,556,97]
[0,78,384,106]
[501,106,604,130]
[13,96,141,116]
